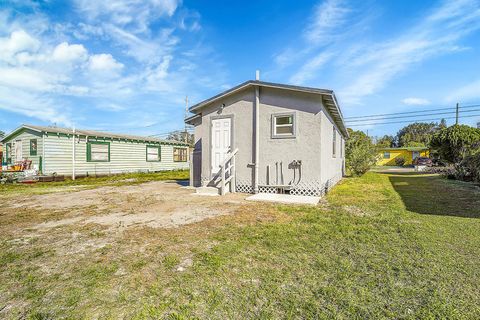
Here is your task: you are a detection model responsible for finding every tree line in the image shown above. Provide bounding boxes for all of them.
[374,119,447,148]
[346,121,480,184]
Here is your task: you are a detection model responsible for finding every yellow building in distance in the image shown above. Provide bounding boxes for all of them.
[377,147,430,166]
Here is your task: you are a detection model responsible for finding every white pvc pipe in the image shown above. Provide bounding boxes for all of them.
[254,85,260,193]
[72,126,76,180]
[42,133,45,174]
[254,70,260,193]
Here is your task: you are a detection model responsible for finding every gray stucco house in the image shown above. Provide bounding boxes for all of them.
[1,125,190,177]
[185,78,348,196]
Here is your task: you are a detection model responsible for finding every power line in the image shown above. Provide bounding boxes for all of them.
[345,108,480,123]
[347,113,480,127]
[344,103,480,120]
[149,128,194,137]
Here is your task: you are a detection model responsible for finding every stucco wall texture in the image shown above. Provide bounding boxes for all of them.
[191,85,346,190]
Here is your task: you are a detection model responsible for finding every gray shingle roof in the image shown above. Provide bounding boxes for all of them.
[2,124,190,146]
[186,80,348,138]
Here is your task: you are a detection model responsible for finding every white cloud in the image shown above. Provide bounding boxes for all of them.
[74,0,180,33]
[0,67,58,91]
[338,0,480,104]
[179,10,202,32]
[273,0,480,106]
[446,80,480,102]
[88,53,124,73]
[0,29,40,63]
[0,86,72,127]
[290,51,333,84]
[272,0,350,72]
[304,0,350,44]
[104,24,178,63]
[0,1,225,131]
[95,103,126,111]
[0,27,125,125]
[402,97,431,106]
[146,55,172,84]
[52,42,88,63]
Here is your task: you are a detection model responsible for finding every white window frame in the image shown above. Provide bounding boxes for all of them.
[146,145,161,162]
[271,113,296,139]
[87,141,110,162]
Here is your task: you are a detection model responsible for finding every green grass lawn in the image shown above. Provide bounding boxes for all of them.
[1,172,479,319]
[0,169,189,195]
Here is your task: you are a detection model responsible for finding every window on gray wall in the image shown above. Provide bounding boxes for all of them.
[272,113,295,138]
[332,127,337,157]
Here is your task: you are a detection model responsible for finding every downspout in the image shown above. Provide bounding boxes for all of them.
[253,70,260,193]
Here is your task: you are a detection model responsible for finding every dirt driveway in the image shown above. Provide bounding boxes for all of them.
[2,181,248,232]
[0,179,286,318]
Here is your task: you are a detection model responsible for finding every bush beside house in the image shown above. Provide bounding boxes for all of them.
[430,125,480,184]
[345,128,378,176]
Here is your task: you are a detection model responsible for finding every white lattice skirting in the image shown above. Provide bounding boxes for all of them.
[258,185,277,194]
[236,175,343,197]
[290,175,342,197]
[235,179,254,193]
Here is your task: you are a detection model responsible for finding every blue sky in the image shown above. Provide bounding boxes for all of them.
[1,0,480,138]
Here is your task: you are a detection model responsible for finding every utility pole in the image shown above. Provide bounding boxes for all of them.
[455,102,459,125]
[184,95,189,144]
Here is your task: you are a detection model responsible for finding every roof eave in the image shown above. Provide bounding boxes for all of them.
[2,124,191,147]
[187,80,348,138]
[189,80,252,113]
[1,124,42,142]
[185,114,201,125]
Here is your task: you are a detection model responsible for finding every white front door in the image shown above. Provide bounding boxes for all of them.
[14,140,23,162]
[211,118,231,175]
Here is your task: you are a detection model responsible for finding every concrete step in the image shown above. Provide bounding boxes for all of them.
[195,186,220,196]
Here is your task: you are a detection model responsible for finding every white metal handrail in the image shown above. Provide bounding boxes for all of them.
[220,148,238,195]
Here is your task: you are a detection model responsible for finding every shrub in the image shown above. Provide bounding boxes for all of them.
[425,166,456,179]
[395,156,406,166]
[429,125,480,184]
[456,153,480,183]
[430,125,480,163]
[345,129,378,176]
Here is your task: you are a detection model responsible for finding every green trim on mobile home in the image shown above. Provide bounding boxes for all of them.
[30,139,38,156]
[146,145,161,162]
[1,124,190,176]
[86,141,111,162]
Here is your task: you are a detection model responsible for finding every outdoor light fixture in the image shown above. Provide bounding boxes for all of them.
[218,103,226,114]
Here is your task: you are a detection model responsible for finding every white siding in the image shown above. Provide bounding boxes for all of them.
[43,135,189,176]
[2,130,43,170]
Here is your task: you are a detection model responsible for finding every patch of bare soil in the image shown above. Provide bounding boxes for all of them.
[11,181,249,231]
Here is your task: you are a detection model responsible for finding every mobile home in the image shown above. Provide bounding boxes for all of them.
[1,125,190,177]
